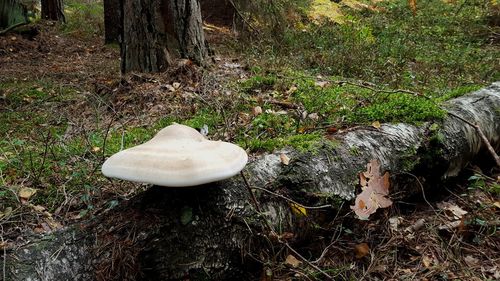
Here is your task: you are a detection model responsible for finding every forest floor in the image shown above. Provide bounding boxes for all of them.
[1,0,499,280]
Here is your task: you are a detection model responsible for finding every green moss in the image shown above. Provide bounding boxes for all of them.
[349,146,360,156]
[352,94,445,124]
[240,74,278,93]
[436,84,483,102]
[242,133,323,152]
[183,108,222,130]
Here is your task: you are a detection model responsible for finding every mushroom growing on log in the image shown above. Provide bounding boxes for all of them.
[101,123,248,187]
[5,83,500,281]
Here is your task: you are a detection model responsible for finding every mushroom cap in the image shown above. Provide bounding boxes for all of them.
[102,124,248,187]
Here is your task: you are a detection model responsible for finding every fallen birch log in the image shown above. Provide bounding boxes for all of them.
[5,82,500,280]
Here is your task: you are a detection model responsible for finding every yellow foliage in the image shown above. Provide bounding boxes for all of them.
[307,0,367,24]
[290,203,307,217]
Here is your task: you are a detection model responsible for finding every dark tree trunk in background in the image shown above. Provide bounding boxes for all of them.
[120,0,208,73]
[103,0,122,44]
[41,0,65,22]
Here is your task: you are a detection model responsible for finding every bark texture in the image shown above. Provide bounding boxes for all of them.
[0,0,28,29]
[169,0,209,64]
[121,0,170,73]
[5,83,500,280]
[103,0,122,44]
[41,0,65,22]
[120,0,208,73]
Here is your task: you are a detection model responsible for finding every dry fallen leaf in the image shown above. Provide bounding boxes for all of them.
[464,255,479,267]
[286,86,298,95]
[19,187,37,203]
[252,106,263,116]
[32,205,46,212]
[280,153,290,165]
[350,159,392,220]
[314,81,329,88]
[422,255,432,267]
[437,201,468,219]
[285,255,302,268]
[371,121,381,129]
[438,220,464,231]
[0,207,13,219]
[389,216,403,232]
[290,202,307,217]
[354,243,370,259]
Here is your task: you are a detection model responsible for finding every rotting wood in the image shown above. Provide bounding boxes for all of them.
[4,83,500,280]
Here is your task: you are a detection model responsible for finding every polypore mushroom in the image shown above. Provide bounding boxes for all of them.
[102,124,248,187]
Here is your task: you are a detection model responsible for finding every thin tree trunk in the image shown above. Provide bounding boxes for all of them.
[5,83,500,280]
[41,0,65,22]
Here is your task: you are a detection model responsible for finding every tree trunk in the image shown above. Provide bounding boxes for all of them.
[169,0,209,64]
[103,0,122,44]
[5,83,500,280]
[0,0,28,29]
[121,0,171,73]
[120,0,208,73]
[41,0,65,22]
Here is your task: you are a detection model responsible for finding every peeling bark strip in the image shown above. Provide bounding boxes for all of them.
[5,83,500,280]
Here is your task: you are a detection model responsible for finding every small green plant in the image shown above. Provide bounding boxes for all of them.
[468,174,500,196]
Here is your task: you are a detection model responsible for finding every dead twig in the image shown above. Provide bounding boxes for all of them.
[1,225,6,281]
[227,0,260,34]
[0,21,28,36]
[447,112,500,168]
[276,74,428,99]
[283,242,333,280]
[240,171,262,213]
[250,185,332,210]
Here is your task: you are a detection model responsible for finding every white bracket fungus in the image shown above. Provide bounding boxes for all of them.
[102,124,248,187]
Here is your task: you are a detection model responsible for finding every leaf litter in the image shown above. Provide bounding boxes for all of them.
[351,159,392,220]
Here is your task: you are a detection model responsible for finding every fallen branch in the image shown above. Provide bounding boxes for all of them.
[227,0,259,34]
[0,22,28,36]
[447,111,500,168]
